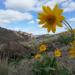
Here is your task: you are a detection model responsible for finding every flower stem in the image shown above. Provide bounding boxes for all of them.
[64,20,73,31]
[63,20,74,40]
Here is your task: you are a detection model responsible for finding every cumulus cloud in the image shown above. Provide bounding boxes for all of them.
[69,18,75,22]
[29,20,35,24]
[5,0,36,11]
[0,19,10,25]
[0,9,33,25]
[4,0,68,12]
[62,0,75,12]
[4,0,75,13]
[32,0,68,12]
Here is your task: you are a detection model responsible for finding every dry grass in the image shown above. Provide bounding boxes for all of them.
[8,59,34,75]
[0,59,8,75]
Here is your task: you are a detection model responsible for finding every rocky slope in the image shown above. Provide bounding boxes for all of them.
[0,27,74,60]
[0,27,34,59]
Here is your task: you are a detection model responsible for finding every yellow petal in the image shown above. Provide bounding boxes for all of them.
[42,6,52,14]
[38,12,47,21]
[42,24,47,28]
[53,4,63,15]
[42,6,48,12]
[45,23,53,32]
[47,6,52,12]
[47,26,51,32]
[38,12,47,18]
[52,24,56,33]
[39,21,45,24]
[47,28,51,32]
[57,16,65,22]
[57,22,62,27]
[69,49,75,58]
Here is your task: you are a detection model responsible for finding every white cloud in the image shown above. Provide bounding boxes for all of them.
[61,0,71,7]
[62,1,75,12]
[5,0,36,11]
[64,7,75,12]
[5,0,68,12]
[45,0,66,8]
[32,0,67,12]
[29,20,35,24]
[45,1,57,9]
[5,0,75,13]
[0,9,33,25]
[57,0,68,3]
[0,20,10,26]
[69,18,75,22]
[0,19,10,24]
[35,0,75,13]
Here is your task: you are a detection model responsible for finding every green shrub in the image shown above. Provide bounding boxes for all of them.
[32,54,57,75]
[32,53,72,75]
[58,34,74,45]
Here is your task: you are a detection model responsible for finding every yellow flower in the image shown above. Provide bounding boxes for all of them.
[68,40,75,58]
[69,50,75,58]
[34,54,41,59]
[68,47,75,58]
[70,41,75,46]
[54,49,62,57]
[38,4,65,33]
[39,44,47,52]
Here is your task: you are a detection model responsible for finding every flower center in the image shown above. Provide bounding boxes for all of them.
[46,15,56,25]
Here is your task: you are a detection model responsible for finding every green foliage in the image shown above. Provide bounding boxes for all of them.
[32,53,72,75]
[32,54,57,75]
[58,34,74,45]
[56,63,72,75]
[57,67,71,75]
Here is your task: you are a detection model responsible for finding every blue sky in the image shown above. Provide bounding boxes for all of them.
[0,0,75,35]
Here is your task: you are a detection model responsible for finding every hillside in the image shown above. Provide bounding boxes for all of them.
[0,27,33,42]
[29,29,75,52]
[0,27,34,60]
[0,27,75,60]
[0,27,75,75]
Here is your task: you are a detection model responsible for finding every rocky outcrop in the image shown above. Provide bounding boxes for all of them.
[0,41,33,59]
[0,27,32,42]
[0,27,33,60]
